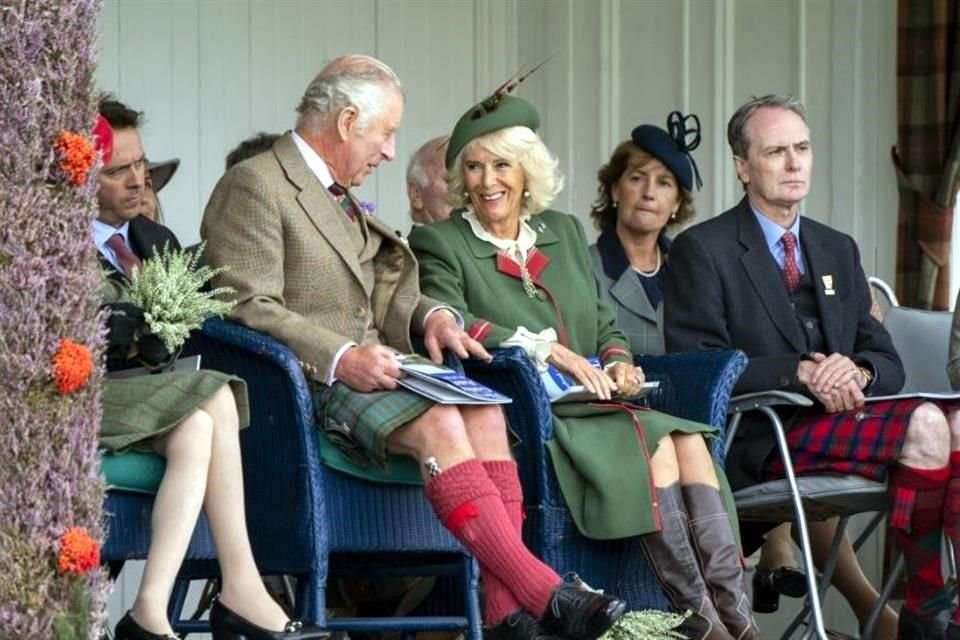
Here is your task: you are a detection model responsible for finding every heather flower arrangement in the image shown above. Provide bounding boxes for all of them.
[0,1,109,638]
[122,242,235,353]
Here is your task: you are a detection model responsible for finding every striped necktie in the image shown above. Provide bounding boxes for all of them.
[327,183,359,220]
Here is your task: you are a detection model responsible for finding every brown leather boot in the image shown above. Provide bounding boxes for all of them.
[639,484,735,640]
[683,484,760,640]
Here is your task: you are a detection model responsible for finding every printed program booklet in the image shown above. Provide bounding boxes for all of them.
[865,390,960,403]
[540,356,660,403]
[396,354,512,405]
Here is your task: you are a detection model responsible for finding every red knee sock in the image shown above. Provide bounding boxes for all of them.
[888,463,949,614]
[425,459,559,619]
[945,452,960,623]
[480,460,526,626]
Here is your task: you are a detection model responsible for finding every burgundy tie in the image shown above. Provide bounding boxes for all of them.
[327,183,358,221]
[781,231,801,293]
[106,233,143,277]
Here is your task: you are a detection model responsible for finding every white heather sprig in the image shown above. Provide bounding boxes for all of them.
[123,242,235,352]
[599,610,690,640]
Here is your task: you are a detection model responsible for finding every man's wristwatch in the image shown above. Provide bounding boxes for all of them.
[856,365,874,389]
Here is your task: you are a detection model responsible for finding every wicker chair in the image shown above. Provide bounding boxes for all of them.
[195,318,482,640]
[462,347,747,611]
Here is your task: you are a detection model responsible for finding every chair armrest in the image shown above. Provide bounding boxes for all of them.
[724,390,813,458]
[462,347,555,504]
[637,350,748,430]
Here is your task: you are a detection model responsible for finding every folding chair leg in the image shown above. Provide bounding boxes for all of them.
[758,406,828,640]
[861,555,903,640]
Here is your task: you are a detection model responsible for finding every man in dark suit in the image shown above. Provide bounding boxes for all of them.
[94,99,180,282]
[665,94,960,640]
[94,99,179,369]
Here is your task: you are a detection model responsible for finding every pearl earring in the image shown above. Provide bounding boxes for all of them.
[523,190,530,198]
[463,191,469,198]
[670,212,677,219]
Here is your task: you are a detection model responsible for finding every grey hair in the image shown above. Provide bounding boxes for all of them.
[447,126,563,218]
[296,54,403,133]
[406,135,449,187]
[726,94,808,159]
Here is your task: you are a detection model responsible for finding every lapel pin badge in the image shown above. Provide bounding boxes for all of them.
[822,274,836,296]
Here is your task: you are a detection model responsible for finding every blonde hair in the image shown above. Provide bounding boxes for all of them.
[446,126,563,217]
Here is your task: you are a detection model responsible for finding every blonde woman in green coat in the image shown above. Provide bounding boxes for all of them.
[409,94,758,640]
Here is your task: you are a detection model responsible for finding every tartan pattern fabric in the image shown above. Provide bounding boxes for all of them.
[328,182,359,220]
[781,231,801,293]
[894,0,960,309]
[314,382,433,469]
[887,465,949,612]
[762,398,926,481]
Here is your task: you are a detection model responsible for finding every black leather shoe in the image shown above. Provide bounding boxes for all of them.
[539,580,627,640]
[486,610,563,640]
[210,599,329,640]
[751,567,807,613]
[898,605,949,640]
[114,612,178,640]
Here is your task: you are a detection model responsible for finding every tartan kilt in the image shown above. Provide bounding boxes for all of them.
[313,382,434,469]
[763,398,960,481]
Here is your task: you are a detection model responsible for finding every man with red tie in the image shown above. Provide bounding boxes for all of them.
[94,98,179,282]
[664,94,960,640]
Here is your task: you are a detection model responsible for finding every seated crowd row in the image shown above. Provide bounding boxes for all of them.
[94,54,960,640]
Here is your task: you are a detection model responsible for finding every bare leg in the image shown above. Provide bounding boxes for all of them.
[199,384,289,631]
[674,433,721,488]
[130,406,215,635]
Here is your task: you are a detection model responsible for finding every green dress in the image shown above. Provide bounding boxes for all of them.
[99,279,248,453]
[409,210,736,540]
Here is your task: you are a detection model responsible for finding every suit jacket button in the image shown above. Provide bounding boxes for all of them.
[355,306,366,318]
[779,376,790,387]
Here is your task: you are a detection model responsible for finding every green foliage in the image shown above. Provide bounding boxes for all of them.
[599,610,689,640]
[123,242,236,352]
[52,578,91,640]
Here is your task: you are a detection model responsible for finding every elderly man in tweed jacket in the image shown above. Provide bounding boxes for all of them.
[201,55,625,640]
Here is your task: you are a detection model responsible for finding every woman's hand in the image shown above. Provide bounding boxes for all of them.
[607,362,645,398]
[547,343,618,400]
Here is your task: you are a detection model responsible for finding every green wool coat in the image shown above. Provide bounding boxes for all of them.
[410,210,735,539]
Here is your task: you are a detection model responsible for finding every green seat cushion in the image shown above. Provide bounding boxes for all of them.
[315,432,422,485]
[100,450,167,494]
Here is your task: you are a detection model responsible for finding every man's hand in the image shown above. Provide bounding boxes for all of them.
[423,309,491,364]
[797,352,865,413]
[606,362,645,398]
[548,343,618,400]
[335,344,402,392]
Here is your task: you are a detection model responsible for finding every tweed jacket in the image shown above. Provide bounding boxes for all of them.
[589,232,671,356]
[664,197,905,486]
[201,132,439,382]
[98,215,181,283]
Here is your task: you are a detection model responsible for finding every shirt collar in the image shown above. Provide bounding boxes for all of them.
[93,218,131,254]
[750,201,801,252]
[463,208,537,263]
[291,130,335,189]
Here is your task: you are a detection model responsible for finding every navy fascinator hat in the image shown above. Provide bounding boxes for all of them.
[630,111,703,191]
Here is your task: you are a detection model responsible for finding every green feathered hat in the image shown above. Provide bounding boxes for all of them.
[445,94,541,169]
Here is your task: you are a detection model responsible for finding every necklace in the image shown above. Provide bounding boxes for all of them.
[633,245,661,278]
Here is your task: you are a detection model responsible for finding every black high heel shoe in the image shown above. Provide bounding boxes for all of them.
[751,567,807,613]
[114,611,178,640]
[209,599,329,640]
